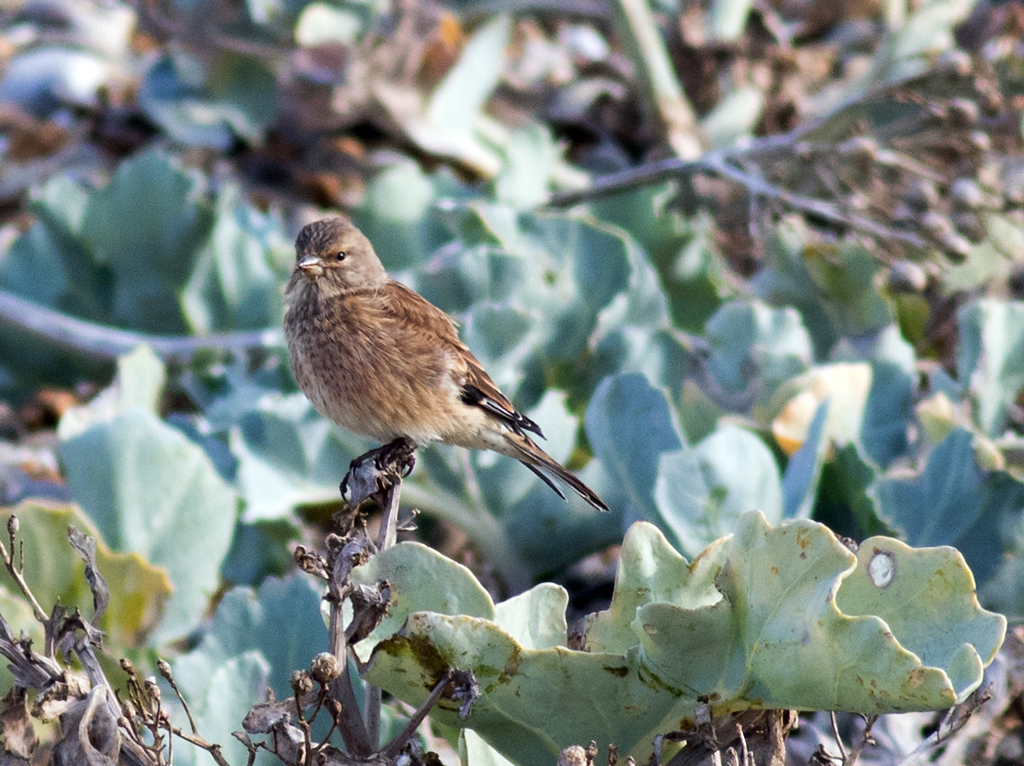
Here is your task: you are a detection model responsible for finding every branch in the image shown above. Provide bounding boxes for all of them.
[380,670,453,760]
[545,63,961,208]
[702,154,930,249]
[0,516,48,623]
[0,288,282,362]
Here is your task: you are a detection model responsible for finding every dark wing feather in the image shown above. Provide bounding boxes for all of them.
[460,380,545,439]
[383,282,544,439]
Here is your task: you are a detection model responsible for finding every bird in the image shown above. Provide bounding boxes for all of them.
[283,217,608,512]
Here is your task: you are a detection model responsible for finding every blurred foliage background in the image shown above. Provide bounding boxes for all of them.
[1,0,1024,762]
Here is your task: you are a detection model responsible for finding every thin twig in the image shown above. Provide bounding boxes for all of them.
[702,154,930,248]
[844,714,877,766]
[326,586,373,756]
[157,659,198,735]
[380,670,454,759]
[171,727,233,766]
[829,711,847,763]
[0,288,282,362]
[0,518,48,622]
[545,65,954,208]
[896,689,991,765]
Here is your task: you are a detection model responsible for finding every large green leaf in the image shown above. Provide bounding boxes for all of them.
[79,148,214,332]
[871,427,1024,588]
[169,575,330,766]
[181,186,289,333]
[139,49,279,149]
[60,408,238,642]
[585,373,686,537]
[353,161,466,272]
[0,501,171,651]
[957,299,1024,436]
[362,515,1004,765]
[704,300,813,412]
[586,373,783,556]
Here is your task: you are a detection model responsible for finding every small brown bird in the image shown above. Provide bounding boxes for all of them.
[283,217,608,511]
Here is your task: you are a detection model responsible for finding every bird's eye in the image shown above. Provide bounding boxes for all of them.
[335,251,346,262]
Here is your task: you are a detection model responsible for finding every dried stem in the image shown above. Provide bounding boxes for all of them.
[0,288,281,362]
[0,517,49,623]
[829,711,848,763]
[170,728,233,766]
[380,670,454,760]
[844,714,878,766]
[157,659,198,735]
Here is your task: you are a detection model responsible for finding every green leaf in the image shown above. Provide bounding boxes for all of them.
[704,300,813,410]
[228,393,366,520]
[460,730,517,766]
[814,443,887,541]
[781,399,829,518]
[700,86,763,148]
[139,50,278,148]
[403,391,620,589]
[350,542,495,656]
[0,501,172,650]
[181,185,288,333]
[353,161,466,272]
[80,148,214,332]
[957,299,1024,436]
[585,373,685,529]
[802,241,894,337]
[60,408,238,642]
[492,124,561,208]
[657,424,783,554]
[58,345,165,440]
[206,51,280,144]
[173,575,328,702]
[861,360,914,466]
[220,519,301,586]
[362,515,1005,765]
[171,652,273,766]
[420,16,510,147]
[871,427,1024,588]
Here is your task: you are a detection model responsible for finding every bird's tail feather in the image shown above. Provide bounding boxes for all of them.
[507,434,609,512]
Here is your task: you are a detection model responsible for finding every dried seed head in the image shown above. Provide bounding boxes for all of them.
[6,516,18,537]
[905,179,939,211]
[310,652,342,685]
[950,178,987,210]
[939,231,972,262]
[947,99,979,128]
[936,50,972,76]
[887,262,929,293]
[967,131,992,153]
[921,211,955,240]
[291,670,315,697]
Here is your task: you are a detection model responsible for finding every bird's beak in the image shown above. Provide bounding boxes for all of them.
[297,255,323,277]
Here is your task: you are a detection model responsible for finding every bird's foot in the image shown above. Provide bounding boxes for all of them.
[340,437,417,506]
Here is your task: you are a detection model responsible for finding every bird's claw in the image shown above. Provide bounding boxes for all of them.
[340,438,417,506]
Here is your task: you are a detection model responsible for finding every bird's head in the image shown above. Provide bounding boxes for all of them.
[292,218,388,293]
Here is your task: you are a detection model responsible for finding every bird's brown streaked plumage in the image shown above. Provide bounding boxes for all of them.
[283,217,608,512]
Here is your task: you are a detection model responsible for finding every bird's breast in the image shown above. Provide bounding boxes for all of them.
[284,291,463,444]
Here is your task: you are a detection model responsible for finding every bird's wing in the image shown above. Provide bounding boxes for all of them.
[383,281,545,439]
